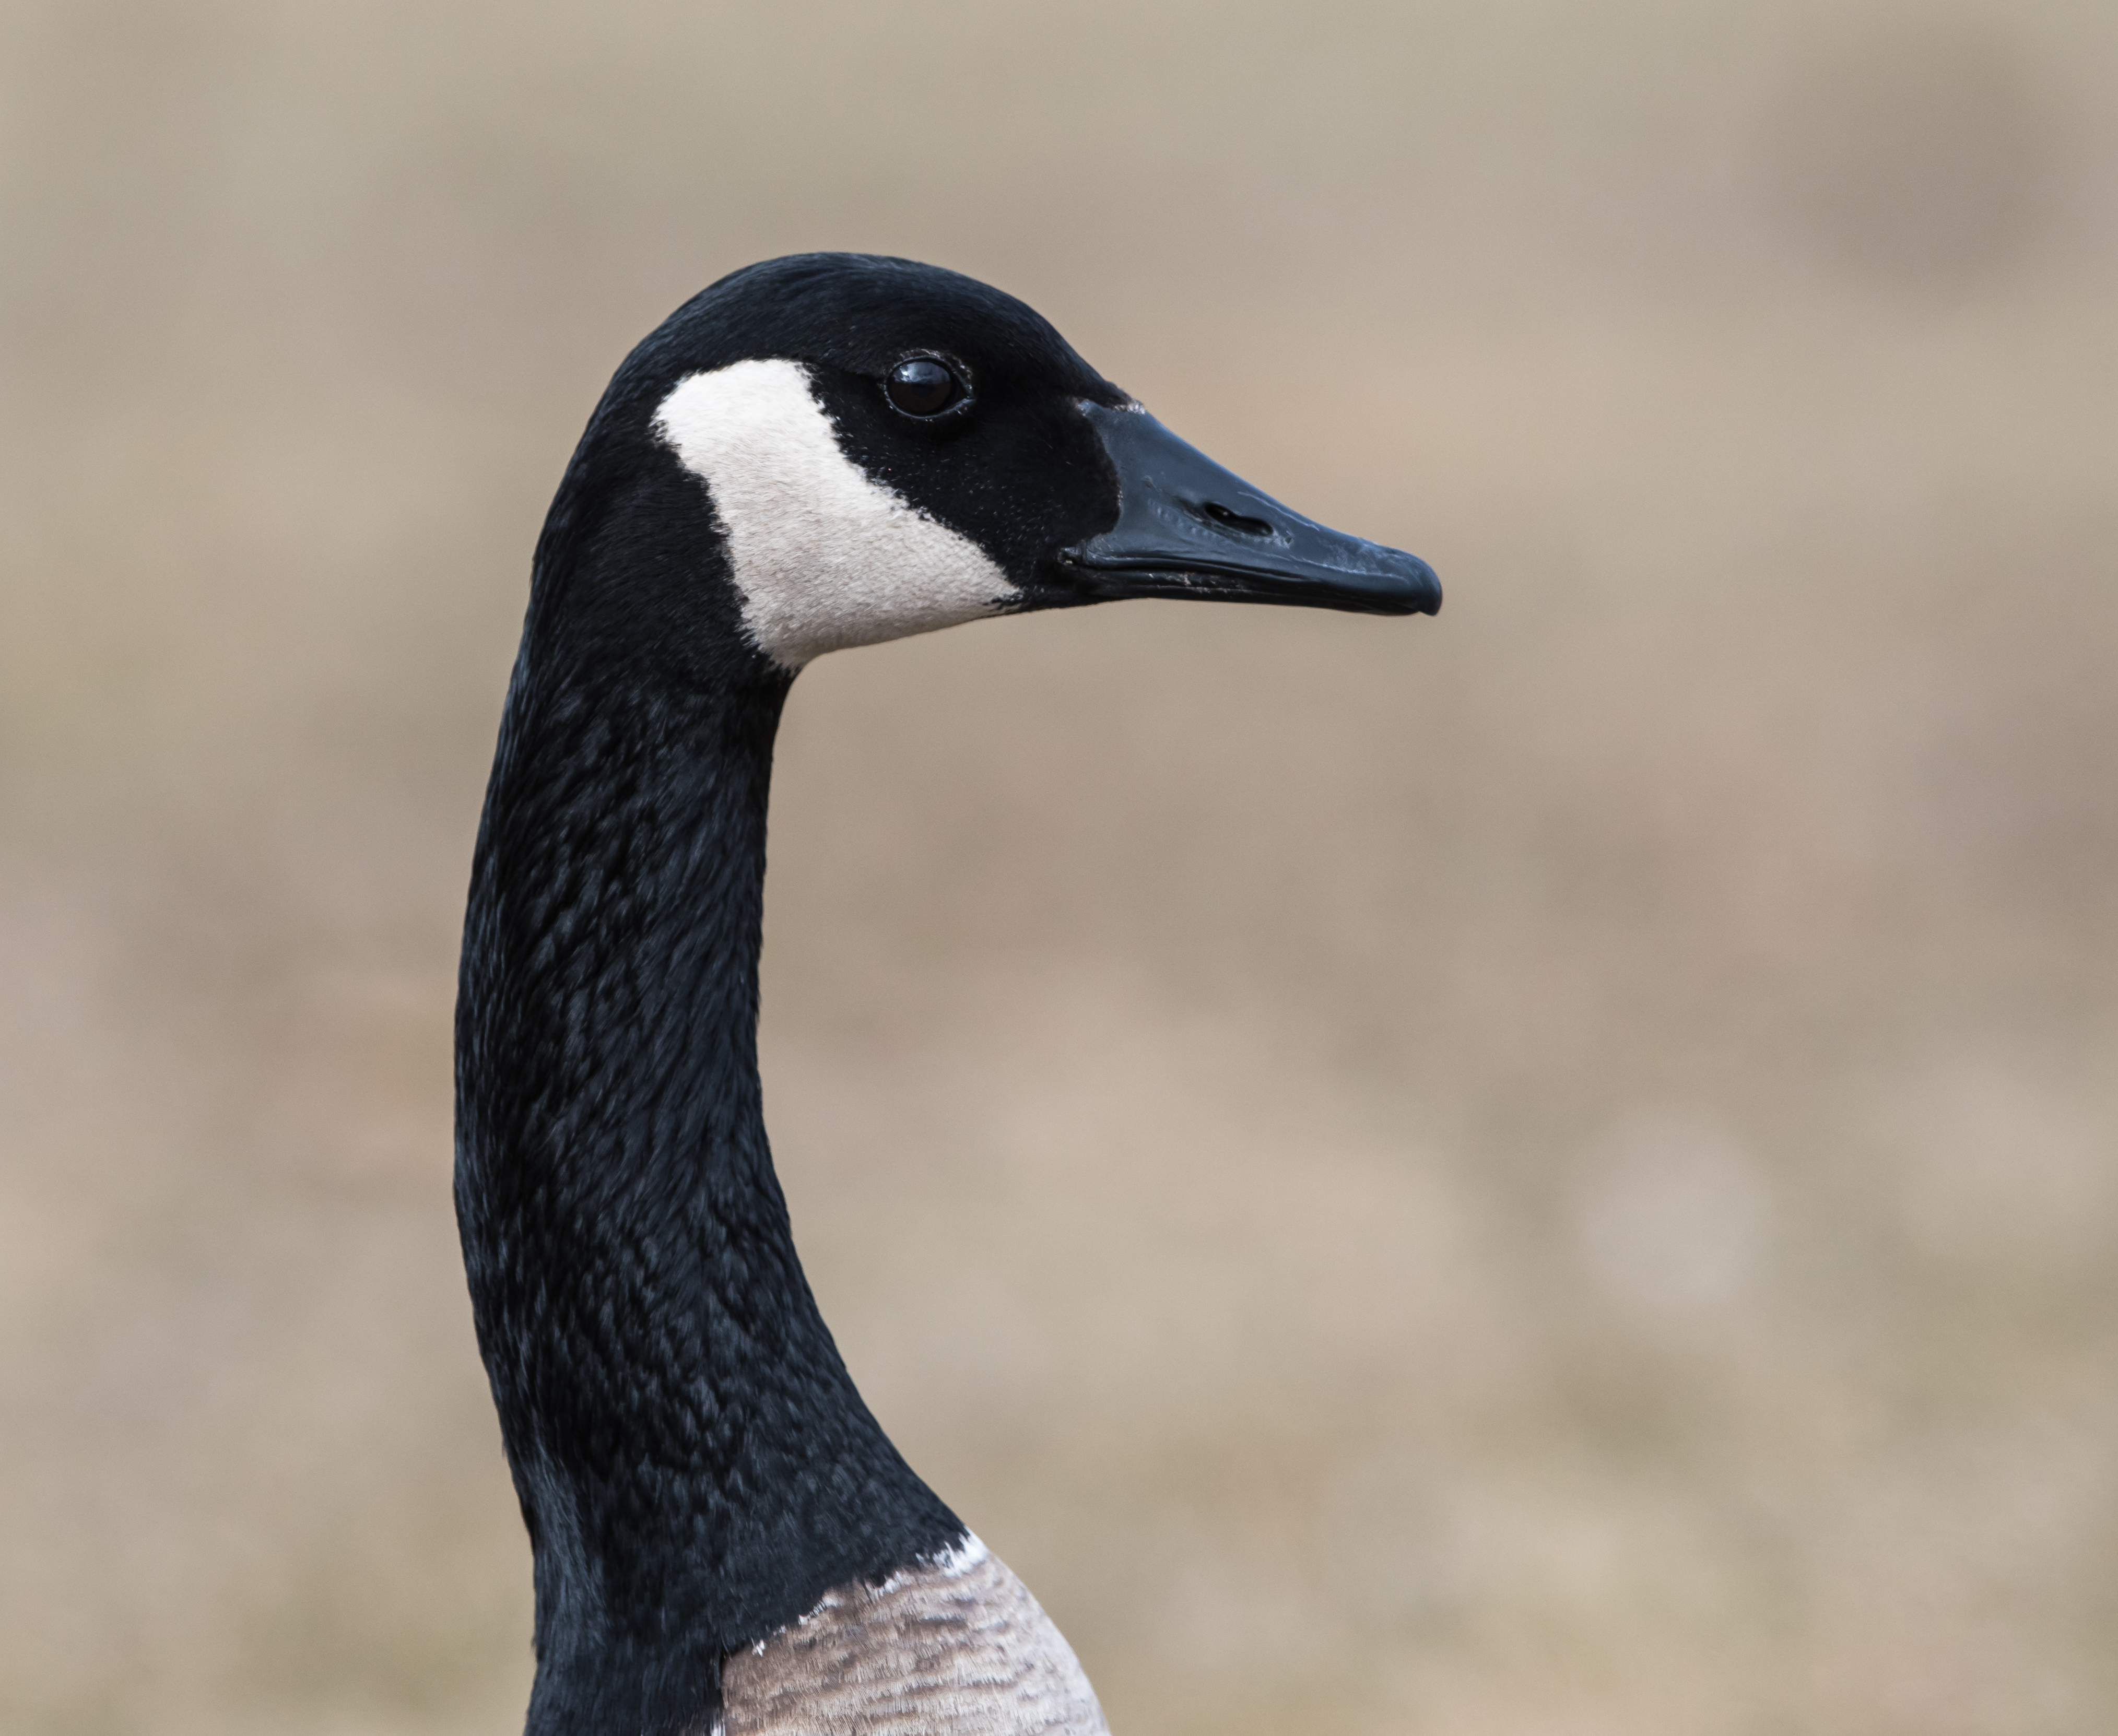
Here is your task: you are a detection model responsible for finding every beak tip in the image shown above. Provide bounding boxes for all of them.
[1380,554,1441,617]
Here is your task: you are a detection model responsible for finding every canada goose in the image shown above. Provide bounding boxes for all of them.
[456,253,1440,1736]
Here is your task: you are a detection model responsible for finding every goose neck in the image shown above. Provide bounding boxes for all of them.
[454,657,959,1730]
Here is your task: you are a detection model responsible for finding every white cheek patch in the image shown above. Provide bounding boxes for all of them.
[652,358,1017,670]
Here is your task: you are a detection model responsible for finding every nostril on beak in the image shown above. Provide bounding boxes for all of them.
[1200,500,1274,537]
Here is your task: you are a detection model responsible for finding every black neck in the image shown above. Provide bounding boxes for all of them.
[455,629,960,1734]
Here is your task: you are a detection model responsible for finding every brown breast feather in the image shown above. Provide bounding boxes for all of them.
[719,1536,1109,1734]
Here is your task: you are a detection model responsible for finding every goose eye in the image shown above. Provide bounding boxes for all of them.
[885,356,965,418]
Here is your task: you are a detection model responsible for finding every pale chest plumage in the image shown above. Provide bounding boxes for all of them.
[720,1537,1108,1735]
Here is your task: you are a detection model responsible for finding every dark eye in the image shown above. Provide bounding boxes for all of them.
[885,356,966,418]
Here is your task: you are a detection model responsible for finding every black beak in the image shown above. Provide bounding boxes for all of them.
[1050,402,1440,618]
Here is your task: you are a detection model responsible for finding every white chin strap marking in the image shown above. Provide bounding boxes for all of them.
[653,358,1017,670]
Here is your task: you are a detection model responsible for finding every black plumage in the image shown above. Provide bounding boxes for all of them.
[456,253,1437,1736]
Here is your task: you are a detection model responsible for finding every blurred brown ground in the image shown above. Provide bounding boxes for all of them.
[4,2,2116,1732]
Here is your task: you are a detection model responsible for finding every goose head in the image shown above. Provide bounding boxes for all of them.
[532,252,1437,682]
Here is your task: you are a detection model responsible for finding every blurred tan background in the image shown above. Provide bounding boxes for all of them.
[4,1,2116,1732]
